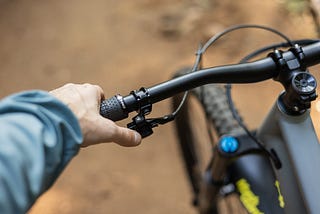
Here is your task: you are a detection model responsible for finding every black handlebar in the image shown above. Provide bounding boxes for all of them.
[100,41,320,121]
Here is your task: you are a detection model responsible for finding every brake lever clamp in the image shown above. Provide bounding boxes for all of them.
[126,87,175,138]
[269,45,318,115]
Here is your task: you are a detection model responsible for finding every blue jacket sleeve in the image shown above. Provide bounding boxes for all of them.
[0,90,83,214]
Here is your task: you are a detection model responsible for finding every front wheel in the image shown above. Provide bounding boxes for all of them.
[171,68,246,214]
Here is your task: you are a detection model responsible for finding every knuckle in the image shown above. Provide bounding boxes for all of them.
[83,83,92,87]
[64,83,75,88]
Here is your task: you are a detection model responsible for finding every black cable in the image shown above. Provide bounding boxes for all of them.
[171,44,204,118]
[169,24,296,122]
[159,25,316,152]
[200,24,294,54]
[224,38,320,155]
[186,24,295,165]
[224,38,320,163]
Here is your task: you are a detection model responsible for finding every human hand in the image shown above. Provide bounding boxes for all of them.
[50,83,142,147]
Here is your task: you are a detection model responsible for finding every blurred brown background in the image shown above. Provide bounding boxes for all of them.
[0,0,319,213]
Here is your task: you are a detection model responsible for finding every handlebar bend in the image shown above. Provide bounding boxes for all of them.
[100,41,320,121]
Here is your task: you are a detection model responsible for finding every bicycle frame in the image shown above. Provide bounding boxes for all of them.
[257,94,320,213]
[197,92,320,214]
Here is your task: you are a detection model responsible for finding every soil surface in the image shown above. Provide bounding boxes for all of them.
[0,0,319,213]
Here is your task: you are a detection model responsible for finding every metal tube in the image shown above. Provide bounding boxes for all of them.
[122,42,320,113]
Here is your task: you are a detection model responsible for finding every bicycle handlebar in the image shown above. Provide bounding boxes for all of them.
[100,41,320,121]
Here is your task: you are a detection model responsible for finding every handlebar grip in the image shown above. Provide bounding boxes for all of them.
[100,96,128,121]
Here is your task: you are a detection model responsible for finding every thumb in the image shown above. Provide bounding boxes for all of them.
[81,115,142,147]
[110,125,142,147]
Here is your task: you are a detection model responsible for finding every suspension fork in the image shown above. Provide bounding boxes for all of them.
[197,144,230,213]
[197,134,257,213]
[197,134,282,214]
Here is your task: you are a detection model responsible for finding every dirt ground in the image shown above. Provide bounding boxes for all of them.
[0,0,319,213]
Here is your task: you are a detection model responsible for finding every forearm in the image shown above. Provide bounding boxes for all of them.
[0,91,83,214]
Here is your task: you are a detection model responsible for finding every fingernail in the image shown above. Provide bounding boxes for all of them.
[134,132,142,145]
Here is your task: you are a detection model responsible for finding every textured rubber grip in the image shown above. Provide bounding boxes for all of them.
[100,96,128,121]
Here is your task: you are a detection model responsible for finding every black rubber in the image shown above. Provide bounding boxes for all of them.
[100,96,128,121]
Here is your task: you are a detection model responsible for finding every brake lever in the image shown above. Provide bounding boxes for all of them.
[127,114,175,138]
